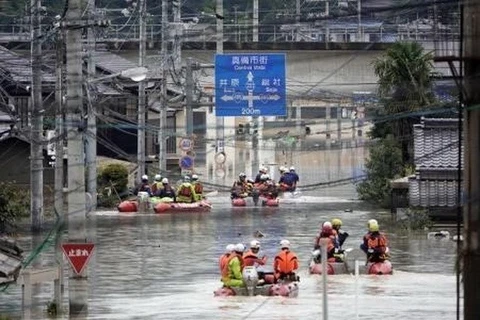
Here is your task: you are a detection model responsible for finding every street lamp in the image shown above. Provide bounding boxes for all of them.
[88,66,148,83]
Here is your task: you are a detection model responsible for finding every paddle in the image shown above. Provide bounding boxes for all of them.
[203,190,218,198]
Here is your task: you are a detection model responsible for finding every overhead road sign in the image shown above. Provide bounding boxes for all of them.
[61,243,95,275]
[215,54,287,117]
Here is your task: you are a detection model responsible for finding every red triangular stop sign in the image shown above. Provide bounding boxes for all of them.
[61,243,95,275]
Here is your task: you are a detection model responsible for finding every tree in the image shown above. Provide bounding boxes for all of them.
[372,41,435,164]
[356,136,405,207]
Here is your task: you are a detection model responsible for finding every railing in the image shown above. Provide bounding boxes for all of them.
[0,22,461,45]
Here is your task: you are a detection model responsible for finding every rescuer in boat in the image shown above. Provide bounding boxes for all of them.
[254,166,268,184]
[191,174,204,201]
[257,174,279,199]
[331,218,349,249]
[231,173,249,199]
[243,240,267,267]
[219,244,235,274]
[134,174,152,196]
[176,176,197,203]
[221,243,246,288]
[158,178,176,201]
[279,166,299,192]
[151,174,164,197]
[273,239,299,283]
[313,222,339,263]
[360,219,389,263]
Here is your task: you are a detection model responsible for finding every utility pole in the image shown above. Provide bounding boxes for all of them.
[295,0,300,41]
[137,0,147,182]
[172,0,181,68]
[463,1,480,319]
[357,0,362,41]
[65,0,88,314]
[253,0,259,42]
[216,0,225,159]
[85,0,97,210]
[158,0,168,173]
[30,0,44,232]
[185,57,194,136]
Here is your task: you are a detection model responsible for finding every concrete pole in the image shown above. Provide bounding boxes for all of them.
[30,0,44,232]
[216,0,225,155]
[137,0,147,182]
[357,0,362,41]
[65,0,88,315]
[253,0,259,42]
[158,0,168,173]
[463,1,480,319]
[185,57,194,136]
[295,0,300,41]
[54,25,65,305]
[85,0,97,210]
[172,0,181,68]
[320,238,328,320]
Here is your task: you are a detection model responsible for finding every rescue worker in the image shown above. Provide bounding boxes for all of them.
[289,166,300,186]
[158,178,176,201]
[360,219,389,263]
[313,222,338,263]
[254,167,268,184]
[219,244,235,274]
[151,174,164,197]
[277,166,290,191]
[134,174,152,196]
[243,240,267,267]
[176,176,197,203]
[191,174,204,201]
[331,218,349,248]
[221,243,245,288]
[273,239,299,282]
[257,174,278,199]
[231,173,248,199]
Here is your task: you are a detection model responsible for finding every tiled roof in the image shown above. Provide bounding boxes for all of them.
[409,178,460,207]
[413,118,463,169]
[92,51,161,80]
[409,117,462,208]
[0,45,55,83]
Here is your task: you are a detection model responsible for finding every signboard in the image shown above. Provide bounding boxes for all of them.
[179,138,193,152]
[179,155,194,169]
[215,54,286,117]
[61,243,95,275]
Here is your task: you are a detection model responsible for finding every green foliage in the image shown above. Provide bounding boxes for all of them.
[356,137,404,207]
[397,208,433,231]
[97,164,129,208]
[372,42,436,164]
[0,182,30,234]
[46,300,58,317]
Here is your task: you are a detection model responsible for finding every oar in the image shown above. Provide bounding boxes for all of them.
[203,190,218,198]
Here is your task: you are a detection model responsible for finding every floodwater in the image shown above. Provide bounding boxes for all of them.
[0,143,462,319]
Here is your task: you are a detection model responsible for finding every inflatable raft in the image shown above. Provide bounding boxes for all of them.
[117,195,211,214]
[214,266,299,298]
[309,259,393,275]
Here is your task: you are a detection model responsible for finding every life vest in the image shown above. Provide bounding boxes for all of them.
[221,254,243,280]
[366,233,388,253]
[219,253,231,272]
[178,184,193,197]
[193,182,203,194]
[151,182,164,193]
[274,250,298,275]
[314,236,335,256]
[243,250,260,267]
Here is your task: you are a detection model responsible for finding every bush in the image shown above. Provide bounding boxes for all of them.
[0,182,30,234]
[97,164,129,208]
[356,136,405,207]
[397,208,433,231]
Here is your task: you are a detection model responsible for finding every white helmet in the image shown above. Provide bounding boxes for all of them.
[192,174,199,180]
[234,243,245,252]
[279,166,286,172]
[184,176,191,182]
[260,174,269,181]
[161,178,169,184]
[280,239,291,249]
[289,166,295,171]
[141,174,148,181]
[154,174,162,181]
[225,244,235,253]
[322,221,332,229]
[250,240,260,249]
[260,166,268,173]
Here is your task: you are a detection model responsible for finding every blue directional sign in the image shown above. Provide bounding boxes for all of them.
[179,156,194,170]
[215,53,286,117]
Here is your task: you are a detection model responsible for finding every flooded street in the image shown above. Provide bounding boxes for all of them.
[0,143,461,319]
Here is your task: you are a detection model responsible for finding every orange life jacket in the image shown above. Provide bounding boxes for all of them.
[366,232,388,253]
[274,249,299,275]
[193,182,203,194]
[219,253,230,272]
[221,254,237,279]
[243,250,264,267]
[178,184,193,197]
